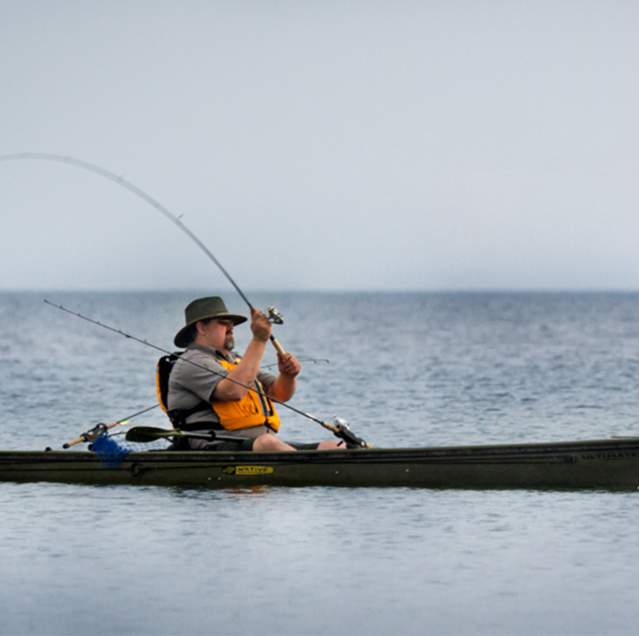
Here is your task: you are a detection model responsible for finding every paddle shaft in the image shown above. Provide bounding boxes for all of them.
[125,426,247,444]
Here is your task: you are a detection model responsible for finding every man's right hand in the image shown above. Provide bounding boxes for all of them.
[250,308,272,342]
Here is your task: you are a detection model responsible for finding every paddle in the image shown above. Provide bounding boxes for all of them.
[126,424,368,449]
[125,426,245,444]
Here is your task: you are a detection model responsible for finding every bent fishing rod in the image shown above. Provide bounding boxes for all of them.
[0,152,287,354]
[44,300,368,448]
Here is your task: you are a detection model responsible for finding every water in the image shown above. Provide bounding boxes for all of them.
[2,291,639,635]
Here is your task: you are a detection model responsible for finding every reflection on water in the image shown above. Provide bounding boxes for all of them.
[1,482,636,635]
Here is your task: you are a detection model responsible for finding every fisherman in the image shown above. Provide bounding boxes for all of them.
[166,296,344,451]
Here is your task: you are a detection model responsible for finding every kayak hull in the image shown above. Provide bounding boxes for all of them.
[1,438,639,490]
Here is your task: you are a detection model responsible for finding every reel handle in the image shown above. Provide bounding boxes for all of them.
[270,335,287,356]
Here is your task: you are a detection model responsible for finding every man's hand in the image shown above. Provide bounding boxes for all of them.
[267,352,302,401]
[250,308,272,342]
[277,352,302,377]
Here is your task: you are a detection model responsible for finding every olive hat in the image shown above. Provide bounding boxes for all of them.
[174,296,247,347]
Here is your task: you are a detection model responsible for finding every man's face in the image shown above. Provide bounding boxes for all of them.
[197,318,235,351]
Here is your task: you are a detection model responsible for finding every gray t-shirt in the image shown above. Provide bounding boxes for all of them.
[167,344,276,430]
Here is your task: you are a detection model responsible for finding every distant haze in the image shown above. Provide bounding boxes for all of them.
[2,1,639,291]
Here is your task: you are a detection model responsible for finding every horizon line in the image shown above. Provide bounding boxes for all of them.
[2,287,639,294]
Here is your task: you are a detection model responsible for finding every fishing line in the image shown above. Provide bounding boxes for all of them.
[262,357,330,369]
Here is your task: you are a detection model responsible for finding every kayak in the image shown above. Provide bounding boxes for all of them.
[1,437,639,490]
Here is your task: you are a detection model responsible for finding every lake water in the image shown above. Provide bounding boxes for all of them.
[1,290,639,635]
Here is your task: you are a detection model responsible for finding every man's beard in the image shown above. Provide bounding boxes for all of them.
[224,335,235,351]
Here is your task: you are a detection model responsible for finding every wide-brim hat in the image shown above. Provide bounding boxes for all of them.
[174,296,247,347]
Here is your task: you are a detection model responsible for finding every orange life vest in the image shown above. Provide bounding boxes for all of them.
[156,352,280,432]
[212,357,281,432]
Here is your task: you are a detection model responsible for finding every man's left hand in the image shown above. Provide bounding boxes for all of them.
[277,352,302,377]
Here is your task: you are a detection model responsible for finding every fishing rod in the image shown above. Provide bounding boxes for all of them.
[44,300,368,448]
[0,152,287,354]
[61,403,160,449]
[61,357,328,448]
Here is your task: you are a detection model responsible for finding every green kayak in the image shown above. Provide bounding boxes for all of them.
[1,437,638,490]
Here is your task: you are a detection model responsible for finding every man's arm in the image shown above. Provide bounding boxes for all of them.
[214,309,271,401]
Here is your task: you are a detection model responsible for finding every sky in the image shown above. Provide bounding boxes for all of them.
[1,1,639,291]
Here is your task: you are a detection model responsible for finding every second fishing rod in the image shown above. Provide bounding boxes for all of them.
[45,300,368,448]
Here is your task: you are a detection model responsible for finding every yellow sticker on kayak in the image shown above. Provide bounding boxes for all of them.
[223,465,274,476]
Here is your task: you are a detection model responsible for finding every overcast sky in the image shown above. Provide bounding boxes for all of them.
[1,1,638,291]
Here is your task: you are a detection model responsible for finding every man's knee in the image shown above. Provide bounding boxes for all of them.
[253,434,295,452]
[317,439,346,450]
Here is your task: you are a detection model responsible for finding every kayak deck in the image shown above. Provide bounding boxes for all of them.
[1,437,639,490]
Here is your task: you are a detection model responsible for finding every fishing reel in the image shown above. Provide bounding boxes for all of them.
[331,417,369,449]
[267,306,284,325]
[62,422,108,449]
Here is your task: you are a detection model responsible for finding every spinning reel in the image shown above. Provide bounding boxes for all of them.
[267,306,284,325]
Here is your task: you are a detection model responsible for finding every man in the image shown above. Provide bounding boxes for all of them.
[167,296,343,451]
